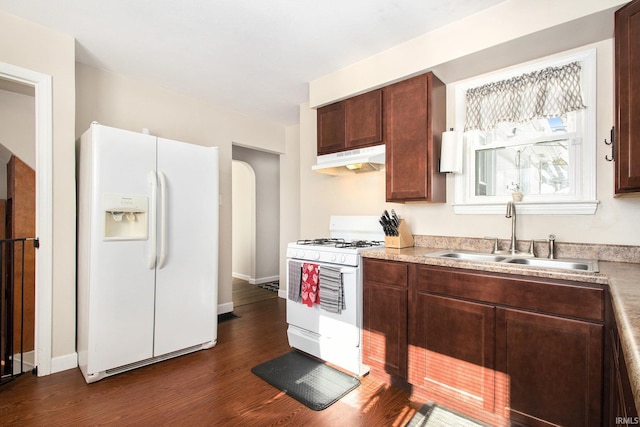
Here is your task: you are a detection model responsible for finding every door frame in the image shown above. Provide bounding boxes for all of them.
[0,61,54,376]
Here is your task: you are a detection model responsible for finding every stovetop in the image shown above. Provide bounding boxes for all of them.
[287,238,384,266]
[295,238,384,249]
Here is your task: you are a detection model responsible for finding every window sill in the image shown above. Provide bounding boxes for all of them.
[453,200,599,215]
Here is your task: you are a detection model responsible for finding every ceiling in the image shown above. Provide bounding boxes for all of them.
[0,0,508,126]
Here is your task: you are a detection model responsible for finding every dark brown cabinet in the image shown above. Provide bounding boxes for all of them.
[409,265,604,426]
[496,308,603,427]
[363,259,608,426]
[384,72,446,202]
[607,298,639,425]
[615,0,640,194]
[316,89,382,155]
[362,258,407,379]
[317,101,345,155]
[408,292,497,415]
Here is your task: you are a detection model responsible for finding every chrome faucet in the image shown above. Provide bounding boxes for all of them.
[506,201,517,255]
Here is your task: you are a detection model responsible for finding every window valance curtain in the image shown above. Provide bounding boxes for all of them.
[464,61,586,131]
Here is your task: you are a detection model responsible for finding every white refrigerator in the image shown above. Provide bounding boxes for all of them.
[77,123,219,383]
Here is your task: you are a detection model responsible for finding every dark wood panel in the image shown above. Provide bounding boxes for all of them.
[496,308,603,427]
[414,264,604,322]
[317,101,346,155]
[7,156,36,353]
[363,282,407,378]
[345,89,383,149]
[408,293,496,413]
[363,258,407,288]
[615,0,640,193]
[0,298,422,426]
[384,72,446,202]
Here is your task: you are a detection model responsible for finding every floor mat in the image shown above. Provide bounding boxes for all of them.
[256,281,279,293]
[217,312,239,323]
[251,350,360,411]
[405,403,487,427]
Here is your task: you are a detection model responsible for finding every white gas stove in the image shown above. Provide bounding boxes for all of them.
[285,216,384,376]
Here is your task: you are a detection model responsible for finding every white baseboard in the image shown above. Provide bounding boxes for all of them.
[50,352,78,373]
[218,302,234,315]
[278,289,287,299]
[252,275,279,285]
[233,272,279,285]
[232,272,251,281]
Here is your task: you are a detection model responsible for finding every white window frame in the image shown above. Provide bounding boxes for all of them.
[453,48,598,215]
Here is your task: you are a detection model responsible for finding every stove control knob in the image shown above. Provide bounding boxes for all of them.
[331,255,337,262]
[341,255,347,263]
[299,250,305,258]
[313,252,320,261]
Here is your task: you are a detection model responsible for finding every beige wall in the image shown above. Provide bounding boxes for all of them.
[75,63,287,309]
[301,0,640,247]
[0,10,76,360]
[0,89,35,169]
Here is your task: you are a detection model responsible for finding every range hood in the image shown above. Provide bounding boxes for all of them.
[312,144,385,175]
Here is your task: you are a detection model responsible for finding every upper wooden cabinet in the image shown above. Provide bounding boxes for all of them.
[317,101,346,155]
[316,89,382,155]
[384,72,446,202]
[615,0,640,194]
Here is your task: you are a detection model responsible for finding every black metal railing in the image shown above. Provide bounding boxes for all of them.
[1,237,38,386]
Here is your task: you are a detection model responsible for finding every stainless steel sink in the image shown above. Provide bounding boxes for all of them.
[428,250,598,272]
[432,251,507,262]
[505,257,598,272]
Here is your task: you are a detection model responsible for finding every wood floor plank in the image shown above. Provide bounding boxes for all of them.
[0,298,418,426]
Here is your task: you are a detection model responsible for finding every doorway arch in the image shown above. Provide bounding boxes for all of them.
[0,61,53,376]
[231,160,256,283]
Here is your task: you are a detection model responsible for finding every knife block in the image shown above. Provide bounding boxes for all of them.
[384,219,414,249]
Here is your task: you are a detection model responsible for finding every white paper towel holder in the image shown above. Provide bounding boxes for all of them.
[440,128,462,174]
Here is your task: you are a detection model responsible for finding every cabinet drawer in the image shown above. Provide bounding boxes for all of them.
[364,259,408,288]
[415,265,604,322]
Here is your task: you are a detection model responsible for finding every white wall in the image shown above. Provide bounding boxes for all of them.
[0,88,35,169]
[75,63,288,308]
[0,10,76,361]
[301,0,640,247]
[232,160,255,281]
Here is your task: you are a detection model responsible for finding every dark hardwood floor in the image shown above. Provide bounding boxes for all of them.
[0,297,417,426]
[232,277,278,307]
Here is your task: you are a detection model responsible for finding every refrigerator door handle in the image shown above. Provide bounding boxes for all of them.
[148,170,158,269]
[158,170,168,269]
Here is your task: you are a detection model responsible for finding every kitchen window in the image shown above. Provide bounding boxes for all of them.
[453,49,598,214]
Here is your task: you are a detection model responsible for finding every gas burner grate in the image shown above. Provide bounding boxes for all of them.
[296,238,346,246]
[335,240,384,248]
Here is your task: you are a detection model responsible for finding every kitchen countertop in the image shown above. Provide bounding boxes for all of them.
[361,245,640,411]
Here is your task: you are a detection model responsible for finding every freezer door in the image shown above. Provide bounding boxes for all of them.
[153,138,219,356]
[78,124,157,375]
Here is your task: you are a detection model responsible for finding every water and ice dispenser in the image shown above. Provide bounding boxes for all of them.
[103,194,148,240]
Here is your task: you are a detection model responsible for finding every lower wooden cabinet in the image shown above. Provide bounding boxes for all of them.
[607,298,639,425]
[363,259,611,427]
[408,293,496,414]
[496,308,603,427]
[362,259,408,379]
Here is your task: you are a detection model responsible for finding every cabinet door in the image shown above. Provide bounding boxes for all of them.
[496,308,603,427]
[317,102,346,155]
[363,282,407,378]
[409,292,496,412]
[384,72,446,202]
[363,259,408,378]
[615,0,640,193]
[345,90,382,149]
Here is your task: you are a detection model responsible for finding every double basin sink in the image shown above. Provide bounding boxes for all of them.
[428,250,599,272]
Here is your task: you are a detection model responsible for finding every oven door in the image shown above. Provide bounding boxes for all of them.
[286,261,361,347]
